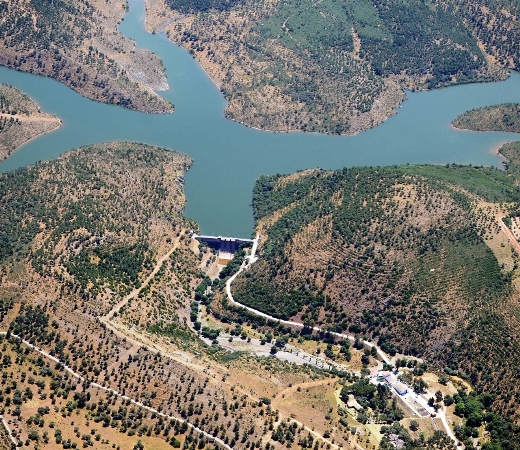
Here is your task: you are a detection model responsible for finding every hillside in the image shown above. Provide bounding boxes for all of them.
[0,141,373,450]
[0,84,61,161]
[0,141,194,306]
[0,142,215,449]
[145,0,512,134]
[0,0,172,113]
[226,161,520,446]
[445,0,520,70]
[453,103,520,133]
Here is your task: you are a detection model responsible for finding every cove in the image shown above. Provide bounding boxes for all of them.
[1,0,520,238]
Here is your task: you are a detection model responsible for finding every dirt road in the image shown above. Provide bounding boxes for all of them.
[103,234,182,320]
[496,212,520,256]
[0,332,232,450]
[0,112,60,123]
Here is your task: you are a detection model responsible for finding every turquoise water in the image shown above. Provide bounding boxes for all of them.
[1,0,520,237]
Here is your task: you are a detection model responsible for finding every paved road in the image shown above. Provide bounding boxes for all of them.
[225,246,390,363]
[9,230,457,449]
[225,240,459,444]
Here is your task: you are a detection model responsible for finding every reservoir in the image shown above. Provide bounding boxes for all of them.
[1,0,520,237]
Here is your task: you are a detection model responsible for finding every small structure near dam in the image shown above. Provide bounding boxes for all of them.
[191,233,254,265]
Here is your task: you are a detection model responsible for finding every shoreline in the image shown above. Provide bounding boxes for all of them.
[490,140,511,157]
[1,116,62,162]
[450,122,518,166]
[139,0,402,138]
[140,0,223,95]
[120,0,171,94]
[1,64,174,115]
[223,107,404,137]
[450,121,520,136]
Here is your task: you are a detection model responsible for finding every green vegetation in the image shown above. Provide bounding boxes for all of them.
[147,320,197,344]
[166,0,241,13]
[218,245,248,279]
[500,142,520,180]
[1,139,400,449]
[447,0,520,71]
[166,0,510,134]
[228,158,520,447]
[452,102,520,189]
[340,378,404,426]
[0,0,172,113]
[378,424,455,450]
[237,165,517,329]
[64,242,151,292]
[0,336,208,449]
[444,386,520,450]
[453,103,520,133]
[354,0,485,88]
[1,140,340,450]
[0,141,192,307]
[195,276,212,304]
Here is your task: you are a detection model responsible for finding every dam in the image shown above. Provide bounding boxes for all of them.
[191,234,254,264]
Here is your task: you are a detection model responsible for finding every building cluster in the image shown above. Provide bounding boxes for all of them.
[373,370,409,396]
[387,433,406,449]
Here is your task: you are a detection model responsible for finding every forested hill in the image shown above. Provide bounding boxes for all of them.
[231,160,520,443]
[453,103,520,133]
[0,0,172,113]
[158,0,516,134]
[0,142,193,313]
[452,103,520,175]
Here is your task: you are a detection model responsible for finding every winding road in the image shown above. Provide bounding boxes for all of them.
[0,231,461,449]
[225,236,458,444]
[225,236,390,365]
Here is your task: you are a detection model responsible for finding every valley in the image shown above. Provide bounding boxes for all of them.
[0,140,498,450]
[1,0,520,448]
[0,142,378,450]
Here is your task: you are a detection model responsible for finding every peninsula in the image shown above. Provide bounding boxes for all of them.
[144,0,513,134]
[0,0,172,113]
[0,84,61,161]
